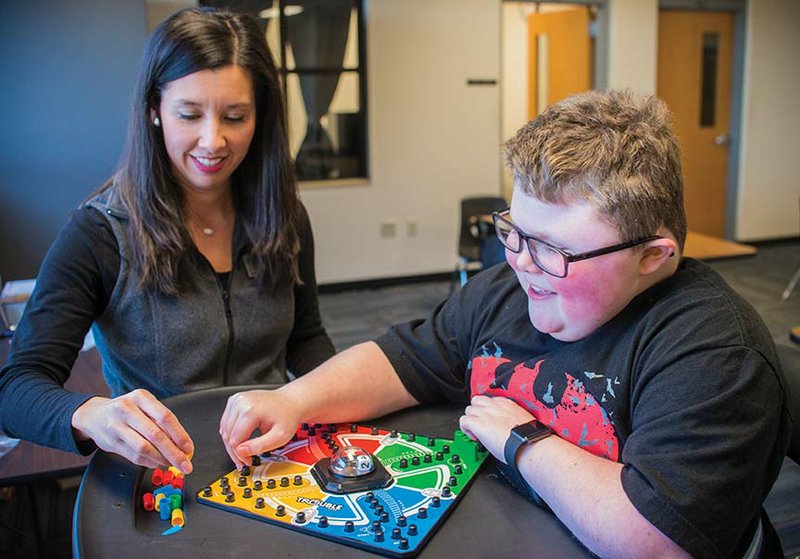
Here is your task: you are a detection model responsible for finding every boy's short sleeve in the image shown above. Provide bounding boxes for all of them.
[375,264,514,405]
[617,283,788,558]
[375,295,471,405]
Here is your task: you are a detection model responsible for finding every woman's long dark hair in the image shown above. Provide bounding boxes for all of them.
[100,7,301,294]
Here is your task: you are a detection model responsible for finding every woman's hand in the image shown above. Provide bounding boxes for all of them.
[219,389,303,469]
[458,395,535,462]
[71,389,194,474]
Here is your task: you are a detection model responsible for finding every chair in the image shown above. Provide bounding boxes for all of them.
[455,196,507,286]
[777,344,800,464]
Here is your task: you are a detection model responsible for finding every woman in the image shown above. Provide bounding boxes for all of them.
[0,8,334,475]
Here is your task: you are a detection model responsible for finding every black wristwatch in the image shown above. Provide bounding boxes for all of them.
[502,420,553,506]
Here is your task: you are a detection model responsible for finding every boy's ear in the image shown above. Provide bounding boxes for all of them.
[638,238,679,275]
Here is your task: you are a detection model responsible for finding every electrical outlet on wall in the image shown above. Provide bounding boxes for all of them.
[407,220,418,237]
[380,222,397,238]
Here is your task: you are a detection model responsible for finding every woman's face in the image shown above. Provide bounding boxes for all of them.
[156,65,256,196]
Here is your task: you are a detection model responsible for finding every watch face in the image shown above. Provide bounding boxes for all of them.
[512,421,551,442]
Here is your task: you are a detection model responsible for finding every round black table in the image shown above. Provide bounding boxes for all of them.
[73,386,590,558]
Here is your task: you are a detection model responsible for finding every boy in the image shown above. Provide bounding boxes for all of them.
[219,90,790,558]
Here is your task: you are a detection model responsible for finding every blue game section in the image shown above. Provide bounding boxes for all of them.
[196,423,488,558]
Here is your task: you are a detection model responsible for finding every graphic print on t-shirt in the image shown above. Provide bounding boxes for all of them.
[469,344,619,460]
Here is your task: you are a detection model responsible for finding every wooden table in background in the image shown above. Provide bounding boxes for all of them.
[0,339,109,559]
[0,340,109,485]
[683,230,757,260]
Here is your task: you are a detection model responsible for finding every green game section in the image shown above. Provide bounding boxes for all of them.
[374,440,419,464]
[394,470,442,492]
[451,431,485,467]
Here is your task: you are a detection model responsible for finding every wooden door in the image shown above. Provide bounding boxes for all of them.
[657,10,734,238]
[528,7,591,118]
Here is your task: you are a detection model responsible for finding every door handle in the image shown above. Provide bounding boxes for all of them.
[714,134,730,146]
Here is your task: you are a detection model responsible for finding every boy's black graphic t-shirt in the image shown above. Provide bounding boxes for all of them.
[375,259,790,559]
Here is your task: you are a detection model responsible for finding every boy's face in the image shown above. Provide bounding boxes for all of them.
[506,186,648,342]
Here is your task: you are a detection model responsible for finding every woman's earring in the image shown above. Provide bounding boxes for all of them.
[153,116,161,127]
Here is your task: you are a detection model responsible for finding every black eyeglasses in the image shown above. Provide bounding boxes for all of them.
[492,210,662,278]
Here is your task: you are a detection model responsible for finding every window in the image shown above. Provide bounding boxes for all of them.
[201,0,369,183]
[271,0,368,182]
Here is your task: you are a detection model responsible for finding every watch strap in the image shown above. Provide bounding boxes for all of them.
[501,422,552,509]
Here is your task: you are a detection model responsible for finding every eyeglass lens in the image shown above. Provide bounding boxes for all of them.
[494,218,566,276]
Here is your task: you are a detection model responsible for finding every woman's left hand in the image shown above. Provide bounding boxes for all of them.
[459,395,535,462]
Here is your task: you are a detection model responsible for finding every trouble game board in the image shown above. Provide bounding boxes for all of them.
[196,422,488,557]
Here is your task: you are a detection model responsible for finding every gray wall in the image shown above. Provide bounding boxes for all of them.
[0,0,146,281]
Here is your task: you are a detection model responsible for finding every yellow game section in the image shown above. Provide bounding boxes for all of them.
[201,472,330,523]
[264,484,328,513]
[251,460,309,478]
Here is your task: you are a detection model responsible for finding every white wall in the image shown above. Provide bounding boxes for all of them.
[736,0,800,240]
[305,0,797,284]
[607,0,658,93]
[501,3,530,199]
[301,0,502,284]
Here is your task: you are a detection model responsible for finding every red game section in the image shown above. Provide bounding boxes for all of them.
[196,422,488,558]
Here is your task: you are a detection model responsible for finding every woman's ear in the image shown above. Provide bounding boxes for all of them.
[149,108,161,127]
[638,238,679,276]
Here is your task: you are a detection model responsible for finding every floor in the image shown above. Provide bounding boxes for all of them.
[317,239,800,558]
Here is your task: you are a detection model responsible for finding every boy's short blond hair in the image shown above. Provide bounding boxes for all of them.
[504,90,687,250]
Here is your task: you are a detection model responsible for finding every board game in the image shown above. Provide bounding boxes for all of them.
[196,422,488,557]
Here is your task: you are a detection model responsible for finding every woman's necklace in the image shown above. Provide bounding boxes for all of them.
[184,205,233,237]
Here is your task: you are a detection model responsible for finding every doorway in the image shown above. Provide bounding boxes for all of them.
[657,9,735,238]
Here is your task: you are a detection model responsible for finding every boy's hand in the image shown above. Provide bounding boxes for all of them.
[459,395,535,462]
[219,389,302,469]
[71,390,194,474]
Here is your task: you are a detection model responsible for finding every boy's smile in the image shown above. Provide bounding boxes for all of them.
[507,185,650,342]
